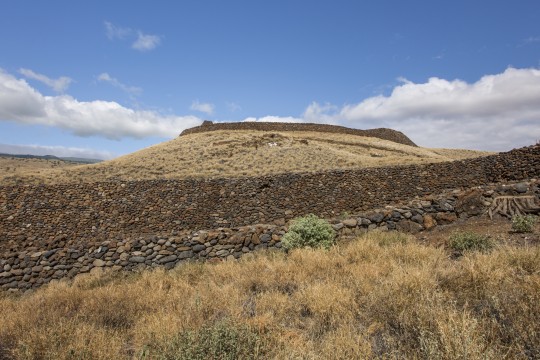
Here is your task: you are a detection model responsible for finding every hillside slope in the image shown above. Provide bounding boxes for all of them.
[0,129,491,185]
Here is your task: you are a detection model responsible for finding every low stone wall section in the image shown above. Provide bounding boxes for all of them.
[1,180,538,291]
[1,145,539,255]
[180,121,418,147]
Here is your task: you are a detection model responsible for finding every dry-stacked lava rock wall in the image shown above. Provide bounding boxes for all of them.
[180,121,418,147]
[1,179,538,291]
[1,144,539,255]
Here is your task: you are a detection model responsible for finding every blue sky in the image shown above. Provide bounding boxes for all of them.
[1,0,539,159]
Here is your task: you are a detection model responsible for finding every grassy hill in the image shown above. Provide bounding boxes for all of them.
[0,130,491,185]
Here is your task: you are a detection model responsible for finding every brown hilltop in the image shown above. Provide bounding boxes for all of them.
[180,121,418,147]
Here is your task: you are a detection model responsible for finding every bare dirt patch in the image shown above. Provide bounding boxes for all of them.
[416,215,540,249]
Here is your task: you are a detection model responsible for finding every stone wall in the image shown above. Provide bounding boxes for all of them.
[1,179,538,291]
[180,121,418,147]
[1,144,538,256]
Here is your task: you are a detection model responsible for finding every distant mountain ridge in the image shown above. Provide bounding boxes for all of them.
[0,153,102,164]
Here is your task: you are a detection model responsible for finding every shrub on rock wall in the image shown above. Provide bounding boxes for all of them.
[282,214,336,250]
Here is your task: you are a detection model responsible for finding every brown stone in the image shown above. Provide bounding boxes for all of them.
[251,233,260,245]
[423,215,437,230]
[456,189,485,216]
[435,212,458,225]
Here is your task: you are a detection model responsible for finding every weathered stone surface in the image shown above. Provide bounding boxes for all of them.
[423,215,437,230]
[396,220,424,234]
[343,219,357,227]
[436,212,458,225]
[332,223,344,231]
[129,256,146,263]
[178,250,193,259]
[456,189,485,216]
[158,255,178,264]
[411,214,423,224]
[514,182,528,193]
[368,213,385,223]
[260,234,272,243]
[192,244,206,252]
[92,259,106,267]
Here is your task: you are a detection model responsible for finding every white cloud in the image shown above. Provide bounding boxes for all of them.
[0,69,202,139]
[97,73,142,96]
[302,67,540,151]
[519,36,540,47]
[190,100,215,115]
[105,22,161,51]
[104,21,132,40]
[19,68,72,93]
[132,31,161,51]
[0,143,114,160]
[242,116,302,123]
[3,67,540,152]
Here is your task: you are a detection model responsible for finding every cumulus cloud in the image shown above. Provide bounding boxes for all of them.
[190,100,215,115]
[0,143,114,160]
[0,69,201,139]
[97,73,142,96]
[132,31,161,51]
[19,68,72,93]
[104,21,161,51]
[2,66,540,151]
[302,67,540,151]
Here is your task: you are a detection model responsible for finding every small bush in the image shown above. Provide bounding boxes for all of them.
[448,231,493,253]
[512,214,537,233]
[282,214,336,250]
[150,320,266,360]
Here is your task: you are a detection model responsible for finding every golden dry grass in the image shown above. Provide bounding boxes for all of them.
[1,230,538,359]
[0,131,492,185]
[0,157,80,183]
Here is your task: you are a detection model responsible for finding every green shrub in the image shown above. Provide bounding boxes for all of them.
[281,214,336,250]
[150,319,267,360]
[448,231,493,253]
[512,215,537,233]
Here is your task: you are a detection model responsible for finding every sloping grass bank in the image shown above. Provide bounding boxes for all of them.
[1,231,539,359]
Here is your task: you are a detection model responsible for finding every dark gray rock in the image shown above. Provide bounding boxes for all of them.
[368,213,385,223]
[332,223,344,231]
[411,214,423,224]
[158,255,178,264]
[514,183,528,193]
[192,244,206,252]
[178,250,193,259]
[129,256,146,263]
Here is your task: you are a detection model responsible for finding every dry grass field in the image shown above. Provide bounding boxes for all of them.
[0,130,491,185]
[0,157,80,182]
[1,227,538,359]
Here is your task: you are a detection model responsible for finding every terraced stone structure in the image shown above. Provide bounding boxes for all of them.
[0,143,539,291]
[180,121,418,147]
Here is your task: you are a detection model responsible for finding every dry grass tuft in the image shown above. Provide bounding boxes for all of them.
[1,231,538,359]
